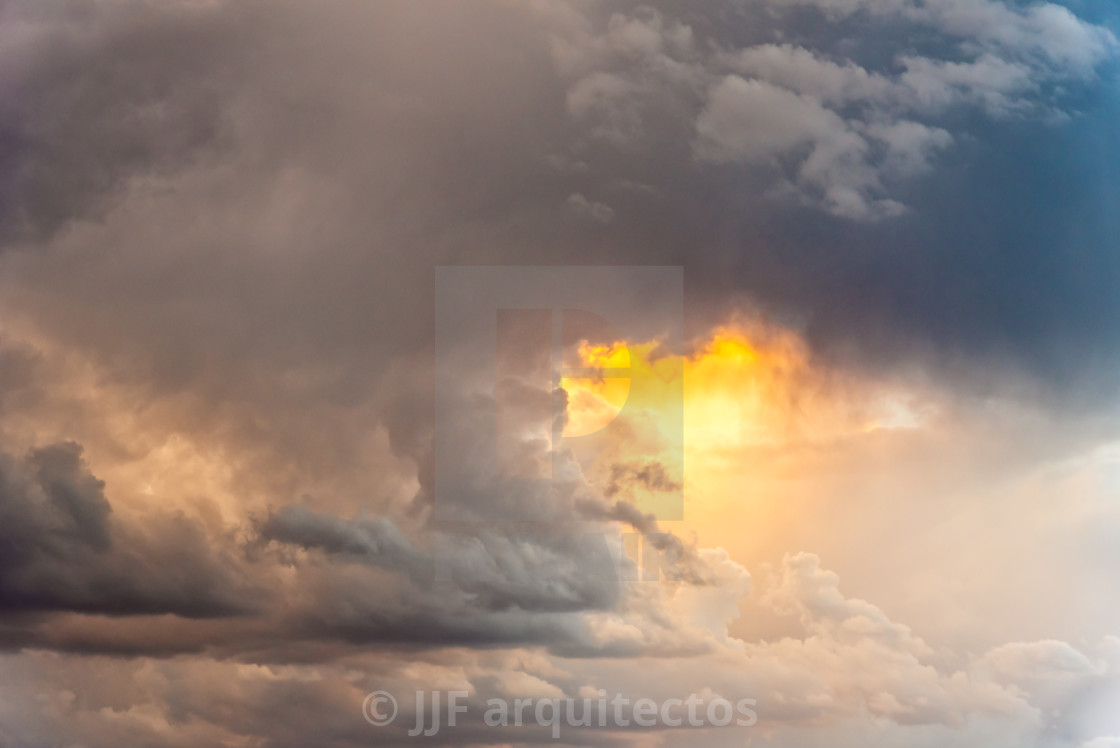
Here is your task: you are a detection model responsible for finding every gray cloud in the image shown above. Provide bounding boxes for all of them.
[0,442,254,621]
[0,0,236,243]
[0,0,1115,402]
[0,1,1118,745]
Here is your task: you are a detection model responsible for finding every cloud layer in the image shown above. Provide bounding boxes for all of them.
[1,0,1119,746]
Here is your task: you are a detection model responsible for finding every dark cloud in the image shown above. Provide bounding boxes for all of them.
[0,442,254,621]
[605,460,683,499]
[0,0,1110,657]
[252,493,714,651]
[0,0,238,243]
[0,1,1118,745]
[0,0,1111,408]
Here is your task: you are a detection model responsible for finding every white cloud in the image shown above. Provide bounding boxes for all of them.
[865,120,953,177]
[695,76,908,219]
[1083,738,1120,748]
[899,54,1037,116]
[723,44,896,105]
[566,192,616,223]
[765,0,1119,72]
[551,0,1117,219]
[695,76,846,162]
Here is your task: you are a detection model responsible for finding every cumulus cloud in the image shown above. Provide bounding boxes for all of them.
[552,0,1115,218]
[766,0,1119,72]
[693,76,906,218]
[4,551,1118,747]
[0,442,254,623]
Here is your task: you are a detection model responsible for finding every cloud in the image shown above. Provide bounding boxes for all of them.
[0,0,235,243]
[722,43,897,105]
[1083,739,1120,748]
[0,0,1116,396]
[567,192,616,223]
[0,1,1118,745]
[696,76,846,161]
[546,1,1116,219]
[3,551,1117,747]
[604,459,682,498]
[0,441,255,625]
[766,0,1119,72]
[694,75,904,219]
[764,552,932,655]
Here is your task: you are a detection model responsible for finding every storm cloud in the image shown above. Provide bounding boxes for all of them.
[1,0,1119,746]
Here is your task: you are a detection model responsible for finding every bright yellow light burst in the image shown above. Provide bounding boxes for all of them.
[561,321,926,531]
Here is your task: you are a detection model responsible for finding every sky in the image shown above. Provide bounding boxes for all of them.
[2,0,1120,746]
